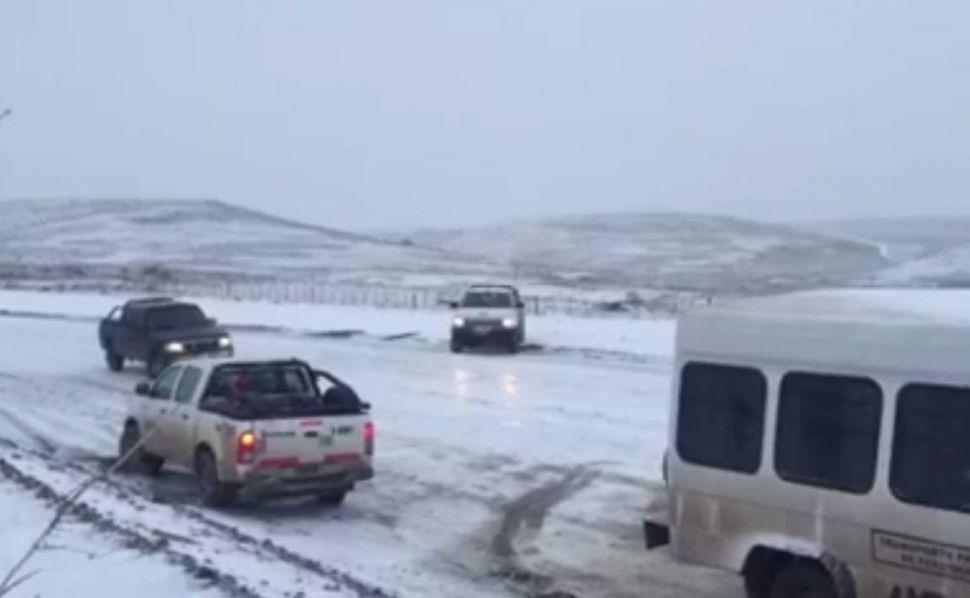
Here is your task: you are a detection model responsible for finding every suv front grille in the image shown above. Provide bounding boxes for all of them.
[465,319,502,328]
[185,339,220,354]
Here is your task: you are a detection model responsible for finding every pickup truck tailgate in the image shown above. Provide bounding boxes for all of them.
[255,415,370,468]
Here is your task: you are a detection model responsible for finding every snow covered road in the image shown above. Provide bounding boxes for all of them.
[0,299,740,598]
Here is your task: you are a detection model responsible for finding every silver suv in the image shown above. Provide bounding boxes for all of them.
[449,285,526,353]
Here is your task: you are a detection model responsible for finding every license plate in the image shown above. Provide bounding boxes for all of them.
[297,464,319,475]
[473,326,492,335]
[318,435,334,447]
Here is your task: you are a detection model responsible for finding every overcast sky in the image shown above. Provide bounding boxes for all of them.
[1,2,968,230]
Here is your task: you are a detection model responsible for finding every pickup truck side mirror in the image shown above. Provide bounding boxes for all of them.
[449,301,459,309]
[135,382,151,396]
[516,301,525,309]
[207,318,218,326]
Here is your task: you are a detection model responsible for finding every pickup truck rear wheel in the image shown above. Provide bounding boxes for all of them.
[196,450,237,508]
[449,338,464,353]
[105,349,124,372]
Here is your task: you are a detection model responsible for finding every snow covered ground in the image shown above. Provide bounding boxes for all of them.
[0,289,677,365]
[0,290,738,598]
[0,477,224,598]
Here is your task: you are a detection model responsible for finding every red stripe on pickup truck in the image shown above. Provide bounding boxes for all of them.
[256,457,300,470]
[324,453,362,465]
[300,420,323,427]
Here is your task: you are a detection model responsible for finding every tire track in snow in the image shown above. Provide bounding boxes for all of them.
[488,466,599,598]
[492,466,598,558]
[0,405,58,453]
[62,452,398,598]
[0,371,123,455]
[1,441,398,598]
[0,452,266,598]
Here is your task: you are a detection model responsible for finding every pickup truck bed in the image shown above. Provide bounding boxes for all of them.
[121,358,374,507]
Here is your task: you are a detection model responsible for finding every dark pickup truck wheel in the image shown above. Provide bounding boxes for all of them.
[147,352,166,379]
[105,349,124,372]
[505,334,519,354]
[450,338,464,353]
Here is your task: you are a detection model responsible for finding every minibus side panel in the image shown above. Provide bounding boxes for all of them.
[667,353,970,598]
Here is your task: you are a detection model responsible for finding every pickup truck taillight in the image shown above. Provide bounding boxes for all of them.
[364,422,375,456]
[237,431,264,464]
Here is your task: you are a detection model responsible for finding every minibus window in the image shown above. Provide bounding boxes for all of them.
[677,362,767,474]
[775,373,882,494]
[892,384,970,514]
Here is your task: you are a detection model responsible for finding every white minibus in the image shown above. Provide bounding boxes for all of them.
[646,290,970,598]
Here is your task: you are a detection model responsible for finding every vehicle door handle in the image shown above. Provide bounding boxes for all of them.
[181,414,189,421]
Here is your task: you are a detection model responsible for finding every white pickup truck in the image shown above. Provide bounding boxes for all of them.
[119,357,374,507]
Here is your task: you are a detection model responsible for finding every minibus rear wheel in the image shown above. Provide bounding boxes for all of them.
[769,559,837,598]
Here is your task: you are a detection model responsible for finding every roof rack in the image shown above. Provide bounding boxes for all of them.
[468,284,517,290]
[126,296,176,306]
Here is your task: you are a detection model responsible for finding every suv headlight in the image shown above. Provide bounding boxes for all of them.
[218,336,232,349]
[164,341,185,353]
[502,317,517,328]
[452,317,466,327]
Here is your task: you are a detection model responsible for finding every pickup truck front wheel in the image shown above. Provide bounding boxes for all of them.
[195,449,237,508]
[105,349,124,372]
[117,424,164,475]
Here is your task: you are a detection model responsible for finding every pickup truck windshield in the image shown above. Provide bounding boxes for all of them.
[207,364,312,398]
[462,291,513,308]
[146,305,208,330]
[201,363,363,419]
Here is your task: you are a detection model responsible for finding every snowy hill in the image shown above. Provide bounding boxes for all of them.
[0,199,499,284]
[818,217,970,286]
[0,200,918,301]
[398,213,889,293]
[818,217,970,260]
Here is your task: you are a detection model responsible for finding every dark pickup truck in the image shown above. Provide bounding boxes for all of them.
[98,297,233,378]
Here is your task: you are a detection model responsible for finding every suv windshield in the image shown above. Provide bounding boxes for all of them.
[462,291,514,308]
[147,305,208,330]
